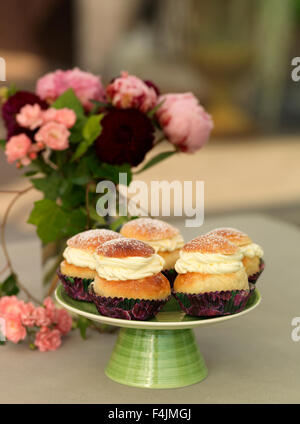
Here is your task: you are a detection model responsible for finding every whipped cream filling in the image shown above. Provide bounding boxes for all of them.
[94,253,165,281]
[175,251,244,274]
[63,247,97,270]
[239,243,264,258]
[146,234,184,253]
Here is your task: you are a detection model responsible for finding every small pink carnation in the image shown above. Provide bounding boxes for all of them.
[36,68,105,110]
[5,134,32,164]
[43,107,76,128]
[35,122,70,151]
[156,93,214,153]
[32,306,51,327]
[16,104,44,130]
[0,296,25,318]
[34,326,62,352]
[5,316,27,343]
[43,297,57,323]
[20,302,36,327]
[55,309,72,335]
[106,71,158,113]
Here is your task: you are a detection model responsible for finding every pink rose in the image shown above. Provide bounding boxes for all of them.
[34,327,62,352]
[106,71,158,113]
[16,104,44,130]
[0,296,24,318]
[156,93,214,153]
[32,306,51,327]
[35,122,70,151]
[42,108,76,128]
[5,134,32,164]
[20,302,36,327]
[36,68,105,110]
[55,309,72,335]
[5,316,27,343]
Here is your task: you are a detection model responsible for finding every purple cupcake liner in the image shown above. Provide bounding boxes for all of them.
[248,259,265,285]
[89,286,170,321]
[173,289,251,317]
[57,269,93,302]
[161,268,177,288]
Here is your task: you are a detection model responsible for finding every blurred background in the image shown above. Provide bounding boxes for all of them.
[1,0,300,242]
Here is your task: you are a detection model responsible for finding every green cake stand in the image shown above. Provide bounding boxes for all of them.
[55,285,261,389]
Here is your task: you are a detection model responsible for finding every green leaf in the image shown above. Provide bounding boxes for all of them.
[135,150,176,174]
[6,83,18,98]
[31,174,62,200]
[64,209,87,236]
[23,170,38,177]
[0,139,6,148]
[71,114,103,161]
[76,316,90,340]
[52,88,84,118]
[109,216,130,232]
[28,199,68,243]
[2,273,19,296]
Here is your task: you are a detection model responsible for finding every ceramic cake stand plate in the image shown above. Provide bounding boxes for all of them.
[56,285,261,389]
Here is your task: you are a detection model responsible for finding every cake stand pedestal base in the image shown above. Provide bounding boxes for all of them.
[105,328,208,389]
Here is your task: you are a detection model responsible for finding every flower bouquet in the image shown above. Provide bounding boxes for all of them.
[0,68,213,350]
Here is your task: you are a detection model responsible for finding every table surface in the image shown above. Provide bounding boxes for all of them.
[1,213,299,404]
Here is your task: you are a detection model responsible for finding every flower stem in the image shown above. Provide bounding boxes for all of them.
[0,187,42,304]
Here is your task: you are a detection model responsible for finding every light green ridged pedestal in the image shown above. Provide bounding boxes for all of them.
[106,328,207,388]
[55,285,261,389]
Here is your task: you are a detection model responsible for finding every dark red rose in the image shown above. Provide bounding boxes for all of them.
[2,91,48,139]
[95,108,154,166]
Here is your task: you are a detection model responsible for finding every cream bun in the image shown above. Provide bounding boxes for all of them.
[206,227,264,277]
[174,234,249,294]
[120,218,184,270]
[90,238,171,320]
[58,229,123,301]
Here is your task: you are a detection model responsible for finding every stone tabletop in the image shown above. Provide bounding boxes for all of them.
[0,213,299,404]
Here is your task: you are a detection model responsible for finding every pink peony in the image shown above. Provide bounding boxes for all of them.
[55,309,72,335]
[20,302,36,327]
[5,134,32,164]
[5,316,27,343]
[16,104,44,130]
[32,306,51,327]
[34,326,62,352]
[0,296,24,318]
[36,68,105,110]
[35,122,70,151]
[156,93,214,153]
[106,71,158,113]
[42,107,76,128]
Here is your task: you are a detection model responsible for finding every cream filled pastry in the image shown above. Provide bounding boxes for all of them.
[173,235,250,317]
[90,238,171,321]
[206,227,264,278]
[58,229,123,301]
[120,218,184,287]
[174,235,249,294]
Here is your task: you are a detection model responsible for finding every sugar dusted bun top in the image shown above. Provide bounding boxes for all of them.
[95,238,154,258]
[67,229,123,251]
[120,218,179,241]
[94,238,165,281]
[183,234,239,255]
[120,218,184,253]
[175,234,244,275]
[63,229,123,270]
[206,227,252,247]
